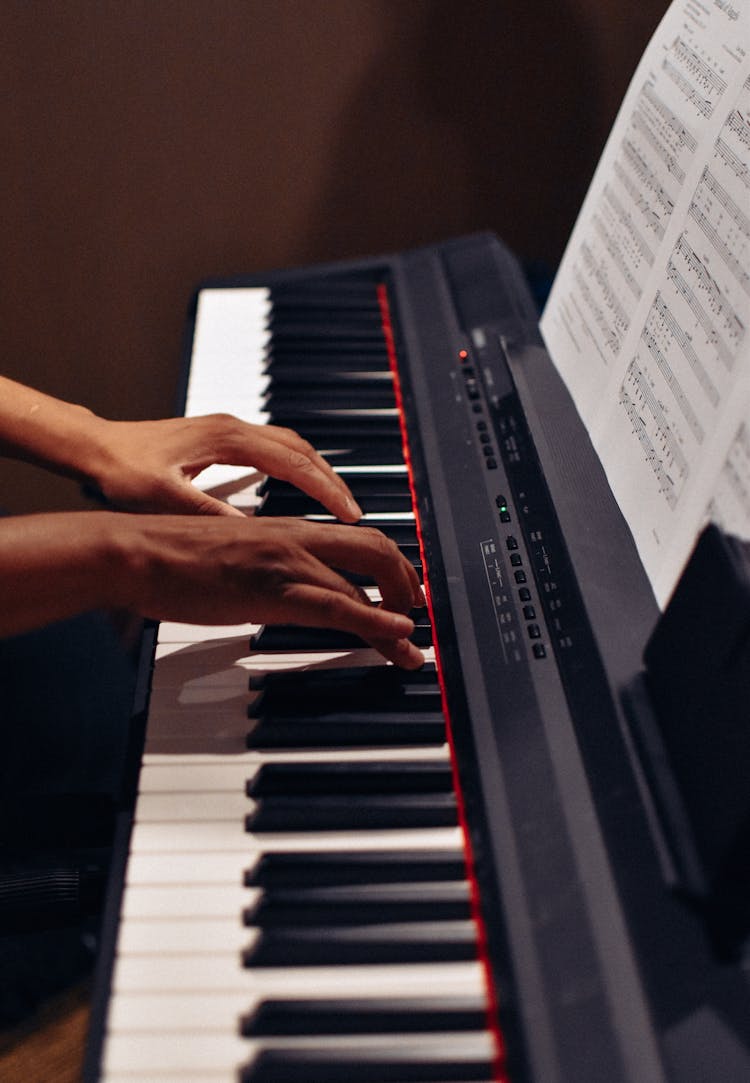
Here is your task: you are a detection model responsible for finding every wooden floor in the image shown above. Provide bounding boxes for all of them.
[0,981,90,1083]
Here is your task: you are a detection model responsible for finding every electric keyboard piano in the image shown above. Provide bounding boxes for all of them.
[84,234,750,1083]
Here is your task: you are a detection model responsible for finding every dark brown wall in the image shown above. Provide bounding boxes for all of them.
[0,0,669,512]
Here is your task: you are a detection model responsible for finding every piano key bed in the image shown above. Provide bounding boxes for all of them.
[88,279,505,1082]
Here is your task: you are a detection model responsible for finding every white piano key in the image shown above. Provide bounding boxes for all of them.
[156,622,258,644]
[111,952,486,998]
[117,915,254,954]
[128,817,464,854]
[134,791,251,822]
[119,882,253,920]
[107,989,250,1031]
[125,850,252,886]
[139,744,451,778]
[103,1030,249,1075]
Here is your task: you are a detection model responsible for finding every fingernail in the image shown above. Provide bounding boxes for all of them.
[346,497,363,521]
[413,585,427,607]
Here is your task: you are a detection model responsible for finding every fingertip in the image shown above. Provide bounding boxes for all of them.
[344,496,363,522]
[386,638,425,670]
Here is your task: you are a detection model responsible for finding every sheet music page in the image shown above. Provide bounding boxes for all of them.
[540,0,750,606]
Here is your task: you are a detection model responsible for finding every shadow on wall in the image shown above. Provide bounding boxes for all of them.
[304,0,600,270]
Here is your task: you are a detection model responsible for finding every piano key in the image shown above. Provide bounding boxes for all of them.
[243,880,472,926]
[248,659,437,696]
[257,487,414,515]
[240,1036,497,1083]
[246,792,458,832]
[250,621,432,652]
[242,994,489,1036]
[243,920,480,967]
[247,761,454,796]
[266,367,394,387]
[246,712,446,748]
[244,849,468,889]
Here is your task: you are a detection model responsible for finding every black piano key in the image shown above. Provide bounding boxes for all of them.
[243,880,472,927]
[322,444,405,466]
[264,352,390,373]
[260,473,411,498]
[248,664,440,712]
[246,713,445,748]
[265,387,397,411]
[257,489,413,516]
[250,618,432,651]
[266,418,401,442]
[247,761,454,797]
[265,367,393,387]
[243,920,479,967]
[241,994,489,1036]
[242,1042,494,1083]
[246,792,457,832]
[242,1043,494,1083]
[245,849,467,889]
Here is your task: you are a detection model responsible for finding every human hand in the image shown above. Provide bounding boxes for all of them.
[87,414,363,522]
[113,513,425,668]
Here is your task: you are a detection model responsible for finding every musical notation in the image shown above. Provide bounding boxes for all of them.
[715,135,750,189]
[688,168,750,298]
[642,303,705,444]
[613,160,666,244]
[576,240,631,350]
[651,289,719,408]
[619,359,688,510]
[632,104,686,184]
[572,268,621,359]
[601,182,655,281]
[663,36,728,119]
[620,141,676,227]
[666,247,740,374]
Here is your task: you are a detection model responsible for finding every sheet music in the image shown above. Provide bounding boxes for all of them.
[540,0,750,606]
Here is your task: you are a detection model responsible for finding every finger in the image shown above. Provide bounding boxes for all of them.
[303,524,423,614]
[156,476,248,518]
[370,636,426,670]
[280,582,416,645]
[243,427,363,522]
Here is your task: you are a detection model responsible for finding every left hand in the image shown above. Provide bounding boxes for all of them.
[87,413,364,521]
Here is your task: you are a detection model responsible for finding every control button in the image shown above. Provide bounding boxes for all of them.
[477,420,488,431]
[528,624,541,639]
[486,458,497,469]
[472,403,483,414]
[479,432,491,444]
[518,587,531,602]
[496,495,508,509]
[514,570,527,584]
[523,605,536,620]
[510,553,523,567]
[533,643,547,659]
[500,511,511,523]
[506,537,518,550]
[482,445,494,457]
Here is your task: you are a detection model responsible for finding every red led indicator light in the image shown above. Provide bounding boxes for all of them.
[459,349,468,361]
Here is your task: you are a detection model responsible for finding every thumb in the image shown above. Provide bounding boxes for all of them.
[173,480,246,518]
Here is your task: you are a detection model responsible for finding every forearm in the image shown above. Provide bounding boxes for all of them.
[0,375,109,485]
[0,511,121,637]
